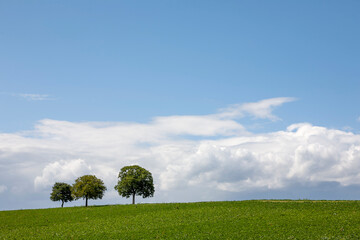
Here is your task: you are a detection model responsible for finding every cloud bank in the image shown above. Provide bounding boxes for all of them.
[1,98,360,210]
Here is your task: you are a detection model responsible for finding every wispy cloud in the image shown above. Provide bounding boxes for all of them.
[216,97,296,121]
[1,92,53,101]
[16,93,52,101]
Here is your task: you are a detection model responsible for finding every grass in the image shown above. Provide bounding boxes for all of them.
[1,200,360,239]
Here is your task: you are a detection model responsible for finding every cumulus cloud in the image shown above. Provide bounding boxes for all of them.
[1,97,360,210]
[157,123,360,192]
[34,159,92,190]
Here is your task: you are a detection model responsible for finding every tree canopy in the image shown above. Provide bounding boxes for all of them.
[50,182,73,208]
[72,175,107,207]
[114,165,155,204]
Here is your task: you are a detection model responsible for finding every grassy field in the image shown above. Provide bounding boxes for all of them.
[1,200,360,239]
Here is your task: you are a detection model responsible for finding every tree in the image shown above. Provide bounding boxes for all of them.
[50,182,73,208]
[72,175,107,207]
[114,165,155,204]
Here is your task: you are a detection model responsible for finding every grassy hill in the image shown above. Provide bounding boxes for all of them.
[1,200,360,239]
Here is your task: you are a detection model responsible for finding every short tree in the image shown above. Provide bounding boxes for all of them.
[72,175,107,207]
[50,182,73,208]
[114,165,155,204]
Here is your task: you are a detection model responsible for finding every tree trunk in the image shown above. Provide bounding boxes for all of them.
[132,193,135,204]
[85,197,88,207]
[61,200,64,208]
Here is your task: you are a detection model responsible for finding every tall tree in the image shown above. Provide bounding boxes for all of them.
[50,182,73,208]
[114,165,155,204]
[72,175,107,207]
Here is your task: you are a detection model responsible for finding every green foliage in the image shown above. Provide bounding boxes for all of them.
[72,175,107,207]
[2,201,360,239]
[50,182,73,207]
[114,165,154,204]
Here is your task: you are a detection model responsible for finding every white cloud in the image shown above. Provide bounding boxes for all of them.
[34,159,92,190]
[2,97,360,210]
[217,97,296,120]
[152,115,247,136]
[16,93,52,101]
[161,123,360,192]
[0,185,7,193]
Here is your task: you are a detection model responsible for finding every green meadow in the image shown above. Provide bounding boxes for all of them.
[1,200,360,239]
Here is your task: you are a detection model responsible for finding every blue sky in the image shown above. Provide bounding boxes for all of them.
[1,0,359,132]
[0,1,360,210]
